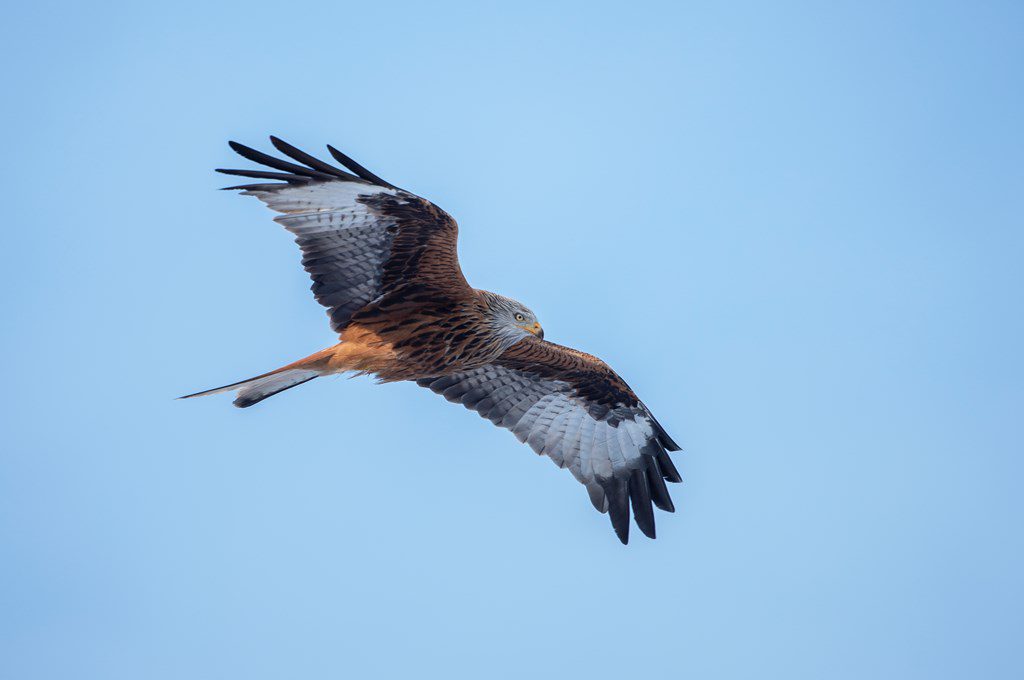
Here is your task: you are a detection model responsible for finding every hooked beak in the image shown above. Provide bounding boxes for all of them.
[518,322,544,340]
[512,319,544,337]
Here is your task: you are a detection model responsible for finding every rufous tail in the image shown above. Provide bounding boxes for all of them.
[179,347,336,408]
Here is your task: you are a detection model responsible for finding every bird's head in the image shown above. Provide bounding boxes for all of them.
[479,291,544,342]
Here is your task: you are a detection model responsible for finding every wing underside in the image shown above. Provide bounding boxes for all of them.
[418,338,682,544]
[218,137,468,334]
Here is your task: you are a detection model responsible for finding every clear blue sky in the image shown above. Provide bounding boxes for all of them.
[2,1,1022,678]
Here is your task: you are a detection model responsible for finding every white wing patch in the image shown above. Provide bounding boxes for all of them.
[234,182,410,333]
[416,365,678,544]
[241,182,399,215]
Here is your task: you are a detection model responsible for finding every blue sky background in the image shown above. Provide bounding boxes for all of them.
[2,1,1022,678]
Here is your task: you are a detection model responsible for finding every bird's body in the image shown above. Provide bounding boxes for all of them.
[183,137,683,543]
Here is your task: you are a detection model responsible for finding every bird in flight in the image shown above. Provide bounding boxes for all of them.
[182,137,683,543]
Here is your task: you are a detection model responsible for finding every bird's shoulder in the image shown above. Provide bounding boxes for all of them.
[495,337,640,409]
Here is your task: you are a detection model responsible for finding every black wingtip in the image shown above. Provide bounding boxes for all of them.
[219,183,284,191]
[606,480,631,545]
[268,136,365,182]
[659,434,683,452]
[658,450,683,484]
[629,468,657,539]
[586,483,608,513]
[655,425,682,452]
[326,144,397,189]
[215,168,312,184]
[222,137,401,190]
[646,456,676,513]
[640,401,682,451]
[226,139,335,180]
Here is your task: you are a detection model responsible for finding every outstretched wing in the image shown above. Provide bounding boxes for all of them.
[219,137,472,333]
[417,337,682,544]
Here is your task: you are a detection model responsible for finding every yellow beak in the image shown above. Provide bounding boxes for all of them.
[520,322,544,340]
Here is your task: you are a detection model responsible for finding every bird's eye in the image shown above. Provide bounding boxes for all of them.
[514,313,525,322]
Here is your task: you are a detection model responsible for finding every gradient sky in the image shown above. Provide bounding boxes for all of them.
[2,1,1022,678]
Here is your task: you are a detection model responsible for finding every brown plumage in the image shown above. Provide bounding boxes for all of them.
[182,137,683,543]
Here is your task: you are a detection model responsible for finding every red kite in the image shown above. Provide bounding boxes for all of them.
[183,137,683,543]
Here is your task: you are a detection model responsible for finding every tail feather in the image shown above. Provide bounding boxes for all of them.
[179,368,320,408]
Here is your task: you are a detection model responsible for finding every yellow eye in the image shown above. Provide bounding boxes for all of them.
[514,313,525,322]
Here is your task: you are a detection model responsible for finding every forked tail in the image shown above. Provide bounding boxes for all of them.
[179,347,334,408]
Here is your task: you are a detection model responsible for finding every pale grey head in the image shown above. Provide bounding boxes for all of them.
[478,290,544,345]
